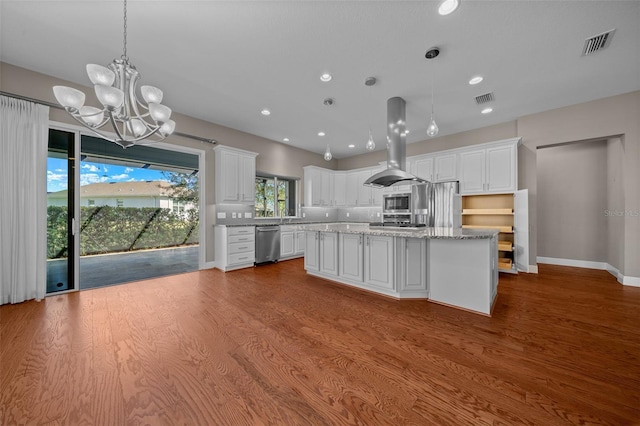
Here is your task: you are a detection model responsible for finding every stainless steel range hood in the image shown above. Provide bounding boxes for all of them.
[364,97,428,188]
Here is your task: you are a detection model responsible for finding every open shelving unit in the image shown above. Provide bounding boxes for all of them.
[461,193,517,273]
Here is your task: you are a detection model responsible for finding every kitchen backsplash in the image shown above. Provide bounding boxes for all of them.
[214,203,380,225]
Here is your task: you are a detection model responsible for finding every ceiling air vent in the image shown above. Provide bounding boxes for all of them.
[475,92,494,105]
[582,29,616,56]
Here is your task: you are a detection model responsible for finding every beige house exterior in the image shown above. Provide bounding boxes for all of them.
[48,181,195,212]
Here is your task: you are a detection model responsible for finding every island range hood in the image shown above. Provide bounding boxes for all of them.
[364,97,428,188]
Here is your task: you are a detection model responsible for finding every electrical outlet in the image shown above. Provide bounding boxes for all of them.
[346,212,350,217]
[231,212,237,218]
[325,212,329,217]
[302,212,306,218]
[217,212,226,219]
[377,212,381,217]
[245,212,252,218]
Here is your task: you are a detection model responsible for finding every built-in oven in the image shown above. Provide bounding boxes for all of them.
[382,192,412,226]
[383,193,411,214]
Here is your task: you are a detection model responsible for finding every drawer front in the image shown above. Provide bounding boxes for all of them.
[229,241,254,254]
[227,226,255,236]
[228,252,255,265]
[229,234,255,244]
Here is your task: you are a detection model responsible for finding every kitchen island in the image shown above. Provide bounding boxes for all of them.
[299,223,499,316]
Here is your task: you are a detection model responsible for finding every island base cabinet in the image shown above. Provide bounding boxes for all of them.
[319,232,338,276]
[428,237,498,315]
[304,231,319,271]
[364,235,395,291]
[339,233,363,282]
[397,238,428,298]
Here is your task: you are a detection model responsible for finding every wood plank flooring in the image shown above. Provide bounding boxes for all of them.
[2,260,639,425]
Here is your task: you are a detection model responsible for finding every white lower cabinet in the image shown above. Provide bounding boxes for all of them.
[215,226,255,271]
[280,225,303,260]
[304,231,319,271]
[280,229,295,258]
[319,232,338,276]
[339,233,364,282]
[397,238,427,296]
[364,235,395,290]
[294,231,305,255]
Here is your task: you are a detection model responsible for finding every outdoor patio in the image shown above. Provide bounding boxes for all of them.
[47,245,200,292]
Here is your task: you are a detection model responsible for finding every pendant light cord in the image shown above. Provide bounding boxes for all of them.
[122,0,128,61]
[431,71,435,116]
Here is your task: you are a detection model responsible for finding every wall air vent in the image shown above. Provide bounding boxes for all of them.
[475,92,494,105]
[582,29,616,56]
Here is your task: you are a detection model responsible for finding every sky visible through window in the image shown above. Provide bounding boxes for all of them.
[47,158,168,193]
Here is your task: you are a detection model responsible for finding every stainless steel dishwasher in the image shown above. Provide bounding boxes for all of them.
[255,226,280,264]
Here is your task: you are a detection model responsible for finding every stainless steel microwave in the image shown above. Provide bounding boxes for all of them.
[383,193,411,214]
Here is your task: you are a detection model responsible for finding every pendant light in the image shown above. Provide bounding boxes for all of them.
[425,47,440,138]
[324,144,332,161]
[52,0,174,148]
[364,77,377,151]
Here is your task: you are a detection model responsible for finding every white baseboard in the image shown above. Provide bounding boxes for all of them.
[537,256,639,287]
[622,275,640,287]
[537,257,607,270]
[528,265,539,274]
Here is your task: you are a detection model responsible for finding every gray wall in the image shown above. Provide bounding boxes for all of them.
[537,140,608,262]
[2,62,639,278]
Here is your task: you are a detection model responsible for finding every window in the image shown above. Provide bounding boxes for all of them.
[116,199,124,208]
[88,199,95,207]
[255,175,297,218]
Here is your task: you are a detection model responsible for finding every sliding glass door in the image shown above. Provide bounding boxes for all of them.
[46,128,77,293]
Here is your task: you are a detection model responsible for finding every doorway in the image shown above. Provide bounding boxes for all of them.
[77,135,201,289]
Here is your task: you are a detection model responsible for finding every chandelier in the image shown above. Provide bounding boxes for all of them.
[52,0,174,148]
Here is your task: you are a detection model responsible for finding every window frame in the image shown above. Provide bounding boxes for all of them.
[255,174,298,218]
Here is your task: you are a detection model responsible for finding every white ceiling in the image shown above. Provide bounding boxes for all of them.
[2,1,639,159]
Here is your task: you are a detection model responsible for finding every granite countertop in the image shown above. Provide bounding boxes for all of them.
[297,223,498,239]
[217,221,367,227]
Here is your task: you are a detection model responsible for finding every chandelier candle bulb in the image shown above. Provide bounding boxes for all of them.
[53,86,85,111]
[148,103,172,123]
[79,106,104,126]
[95,85,124,110]
[141,85,163,104]
[130,118,146,136]
[86,64,115,86]
[160,119,176,136]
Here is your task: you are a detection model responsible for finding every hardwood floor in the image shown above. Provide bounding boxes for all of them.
[2,260,639,425]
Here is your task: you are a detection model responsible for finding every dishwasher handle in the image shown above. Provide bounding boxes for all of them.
[256,227,279,232]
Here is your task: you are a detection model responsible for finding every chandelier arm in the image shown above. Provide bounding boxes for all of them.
[108,112,126,141]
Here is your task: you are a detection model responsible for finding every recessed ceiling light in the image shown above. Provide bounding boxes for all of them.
[320,73,333,82]
[318,131,326,137]
[469,76,483,85]
[348,144,355,148]
[481,107,493,114]
[283,138,290,142]
[261,109,271,116]
[438,0,460,16]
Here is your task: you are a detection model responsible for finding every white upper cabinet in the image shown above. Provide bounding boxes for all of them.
[333,172,346,207]
[303,166,333,207]
[486,144,517,193]
[413,156,434,182]
[214,145,258,204]
[458,140,518,194]
[345,171,359,206]
[434,153,457,182]
[459,149,486,193]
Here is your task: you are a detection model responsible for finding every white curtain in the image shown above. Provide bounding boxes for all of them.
[0,96,49,304]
